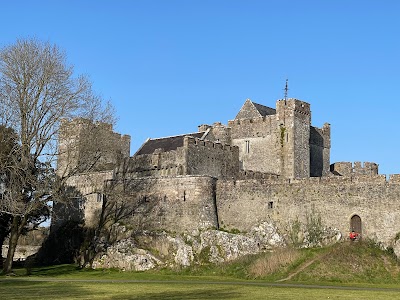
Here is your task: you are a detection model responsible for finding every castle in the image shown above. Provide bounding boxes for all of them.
[56,98,400,249]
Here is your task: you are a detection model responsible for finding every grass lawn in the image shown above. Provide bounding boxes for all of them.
[1,264,400,300]
[2,242,400,299]
[1,278,400,300]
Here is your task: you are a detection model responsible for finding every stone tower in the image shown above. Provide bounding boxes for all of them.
[227,98,324,178]
[55,118,131,228]
[57,118,131,177]
[276,99,311,179]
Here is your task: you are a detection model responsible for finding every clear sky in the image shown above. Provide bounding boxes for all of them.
[1,0,400,175]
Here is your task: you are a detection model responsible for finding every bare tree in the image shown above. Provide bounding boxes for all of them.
[0,38,114,273]
[78,177,154,268]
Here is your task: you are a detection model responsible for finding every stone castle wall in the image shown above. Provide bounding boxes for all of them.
[331,162,379,176]
[112,176,219,232]
[310,124,331,177]
[114,97,331,181]
[54,98,400,253]
[226,99,330,178]
[57,118,130,177]
[77,170,400,247]
[201,122,232,145]
[216,174,400,245]
[229,115,280,174]
[118,147,186,178]
[52,171,114,228]
[185,136,239,178]
[116,136,239,179]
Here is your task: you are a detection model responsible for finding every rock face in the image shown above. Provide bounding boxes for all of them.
[92,222,289,271]
[198,230,261,264]
[2,245,41,261]
[250,222,286,248]
[393,239,400,258]
[92,239,162,271]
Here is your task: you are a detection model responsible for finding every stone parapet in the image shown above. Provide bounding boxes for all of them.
[330,162,379,176]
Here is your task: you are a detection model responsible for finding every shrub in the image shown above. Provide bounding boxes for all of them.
[305,207,323,246]
[287,218,302,247]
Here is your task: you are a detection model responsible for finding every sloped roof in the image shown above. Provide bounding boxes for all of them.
[235,99,276,119]
[253,102,276,116]
[134,132,205,156]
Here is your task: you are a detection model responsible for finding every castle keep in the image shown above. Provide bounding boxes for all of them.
[124,98,330,179]
[57,98,400,248]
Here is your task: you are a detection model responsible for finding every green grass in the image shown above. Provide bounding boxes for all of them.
[2,241,400,299]
[1,278,400,300]
[289,241,400,284]
[156,245,322,281]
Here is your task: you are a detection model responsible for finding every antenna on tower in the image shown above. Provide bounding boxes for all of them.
[284,79,289,101]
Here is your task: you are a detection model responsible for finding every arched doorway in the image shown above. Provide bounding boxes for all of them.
[350,215,362,235]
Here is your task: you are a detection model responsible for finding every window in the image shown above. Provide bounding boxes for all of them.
[245,140,250,153]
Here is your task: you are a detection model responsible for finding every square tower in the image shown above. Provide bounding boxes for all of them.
[276,99,311,179]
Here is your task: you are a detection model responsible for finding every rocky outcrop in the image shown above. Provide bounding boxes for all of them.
[92,239,162,271]
[393,239,400,258]
[92,222,287,271]
[2,245,41,261]
[90,221,344,271]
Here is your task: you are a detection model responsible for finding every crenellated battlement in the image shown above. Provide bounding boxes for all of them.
[116,161,185,179]
[276,98,311,116]
[118,147,185,177]
[330,162,379,177]
[389,174,400,184]
[183,136,238,153]
[237,170,280,180]
[184,136,239,178]
[116,135,240,179]
[229,172,395,187]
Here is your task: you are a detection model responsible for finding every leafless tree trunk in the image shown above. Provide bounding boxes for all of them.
[78,178,153,268]
[0,38,114,273]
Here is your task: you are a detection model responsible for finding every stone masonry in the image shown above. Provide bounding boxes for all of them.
[56,98,400,249]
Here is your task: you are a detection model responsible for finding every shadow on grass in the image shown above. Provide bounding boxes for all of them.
[111,287,241,300]
[18,264,82,277]
[0,280,89,299]
[0,280,243,300]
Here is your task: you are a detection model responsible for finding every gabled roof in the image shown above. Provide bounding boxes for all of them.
[134,132,205,156]
[235,99,276,120]
[253,102,276,116]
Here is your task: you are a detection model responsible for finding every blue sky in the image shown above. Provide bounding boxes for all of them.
[1,0,400,175]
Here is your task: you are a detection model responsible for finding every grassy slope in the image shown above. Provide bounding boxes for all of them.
[291,241,400,284]
[154,240,400,287]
